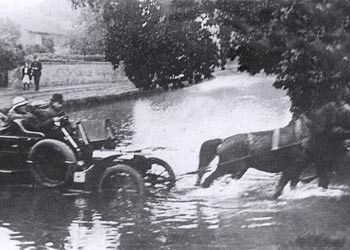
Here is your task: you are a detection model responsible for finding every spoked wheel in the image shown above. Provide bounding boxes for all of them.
[144,157,176,192]
[98,164,145,200]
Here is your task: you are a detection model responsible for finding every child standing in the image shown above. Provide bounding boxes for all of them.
[22,62,31,90]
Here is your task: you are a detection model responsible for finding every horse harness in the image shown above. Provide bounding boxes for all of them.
[218,118,308,167]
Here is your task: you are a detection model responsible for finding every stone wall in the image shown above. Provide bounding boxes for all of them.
[8,62,128,88]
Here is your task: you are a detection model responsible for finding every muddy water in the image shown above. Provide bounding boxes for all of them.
[1,70,350,249]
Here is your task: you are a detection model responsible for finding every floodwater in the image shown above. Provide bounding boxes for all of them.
[1,69,350,249]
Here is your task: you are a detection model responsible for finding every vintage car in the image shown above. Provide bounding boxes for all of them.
[0,115,176,197]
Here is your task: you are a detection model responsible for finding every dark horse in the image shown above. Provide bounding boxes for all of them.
[195,101,350,198]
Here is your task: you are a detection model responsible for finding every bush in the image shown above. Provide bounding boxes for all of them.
[0,18,25,70]
[25,44,51,54]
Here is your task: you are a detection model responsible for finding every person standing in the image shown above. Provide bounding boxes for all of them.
[22,62,32,91]
[30,56,42,91]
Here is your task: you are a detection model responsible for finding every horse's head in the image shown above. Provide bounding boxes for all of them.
[302,101,350,139]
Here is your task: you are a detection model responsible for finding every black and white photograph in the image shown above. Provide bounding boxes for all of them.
[1,0,350,249]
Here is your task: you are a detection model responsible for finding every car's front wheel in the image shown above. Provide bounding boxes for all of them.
[98,164,145,198]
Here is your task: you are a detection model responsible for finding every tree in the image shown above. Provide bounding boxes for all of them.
[0,18,25,70]
[271,1,350,114]
[73,0,219,89]
[157,0,219,87]
[204,0,350,115]
[42,37,55,53]
[69,7,105,55]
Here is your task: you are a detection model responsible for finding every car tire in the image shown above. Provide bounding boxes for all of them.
[28,139,77,188]
[98,164,145,197]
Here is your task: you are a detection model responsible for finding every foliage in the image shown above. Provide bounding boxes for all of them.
[72,0,106,9]
[159,0,219,87]
[73,0,219,89]
[25,44,52,54]
[42,37,55,53]
[68,7,105,55]
[0,18,25,70]
[203,0,350,114]
[104,0,219,89]
[72,0,350,115]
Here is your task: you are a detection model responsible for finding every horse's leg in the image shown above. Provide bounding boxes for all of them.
[289,164,304,189]
[273,153,303,198]
[231,166,248,179]
[290,178,299,189]
[290,168,303,189]
[201,167,225,188]
[315,149,343,188]
[273,174,290,199]
[316,160,330,189]
[277,147,305,192]
[202,161,248,188]
[195,139,222,186]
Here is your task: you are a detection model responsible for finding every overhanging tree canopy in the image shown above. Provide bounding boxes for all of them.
[73,0,350,115]
[203,0,350,114]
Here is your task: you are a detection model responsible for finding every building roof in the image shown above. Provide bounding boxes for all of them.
[23,19,68,36]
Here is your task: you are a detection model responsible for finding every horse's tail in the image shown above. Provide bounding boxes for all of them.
[195,138,222,186]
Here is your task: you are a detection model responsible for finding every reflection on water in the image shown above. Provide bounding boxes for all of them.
[2,71,350,249]
[2,186,349,249]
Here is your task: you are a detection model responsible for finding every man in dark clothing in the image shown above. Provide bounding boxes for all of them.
[33,93,70,137]
[49,93,66,116]
[30,56,42,91]
[36,93,65,119]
